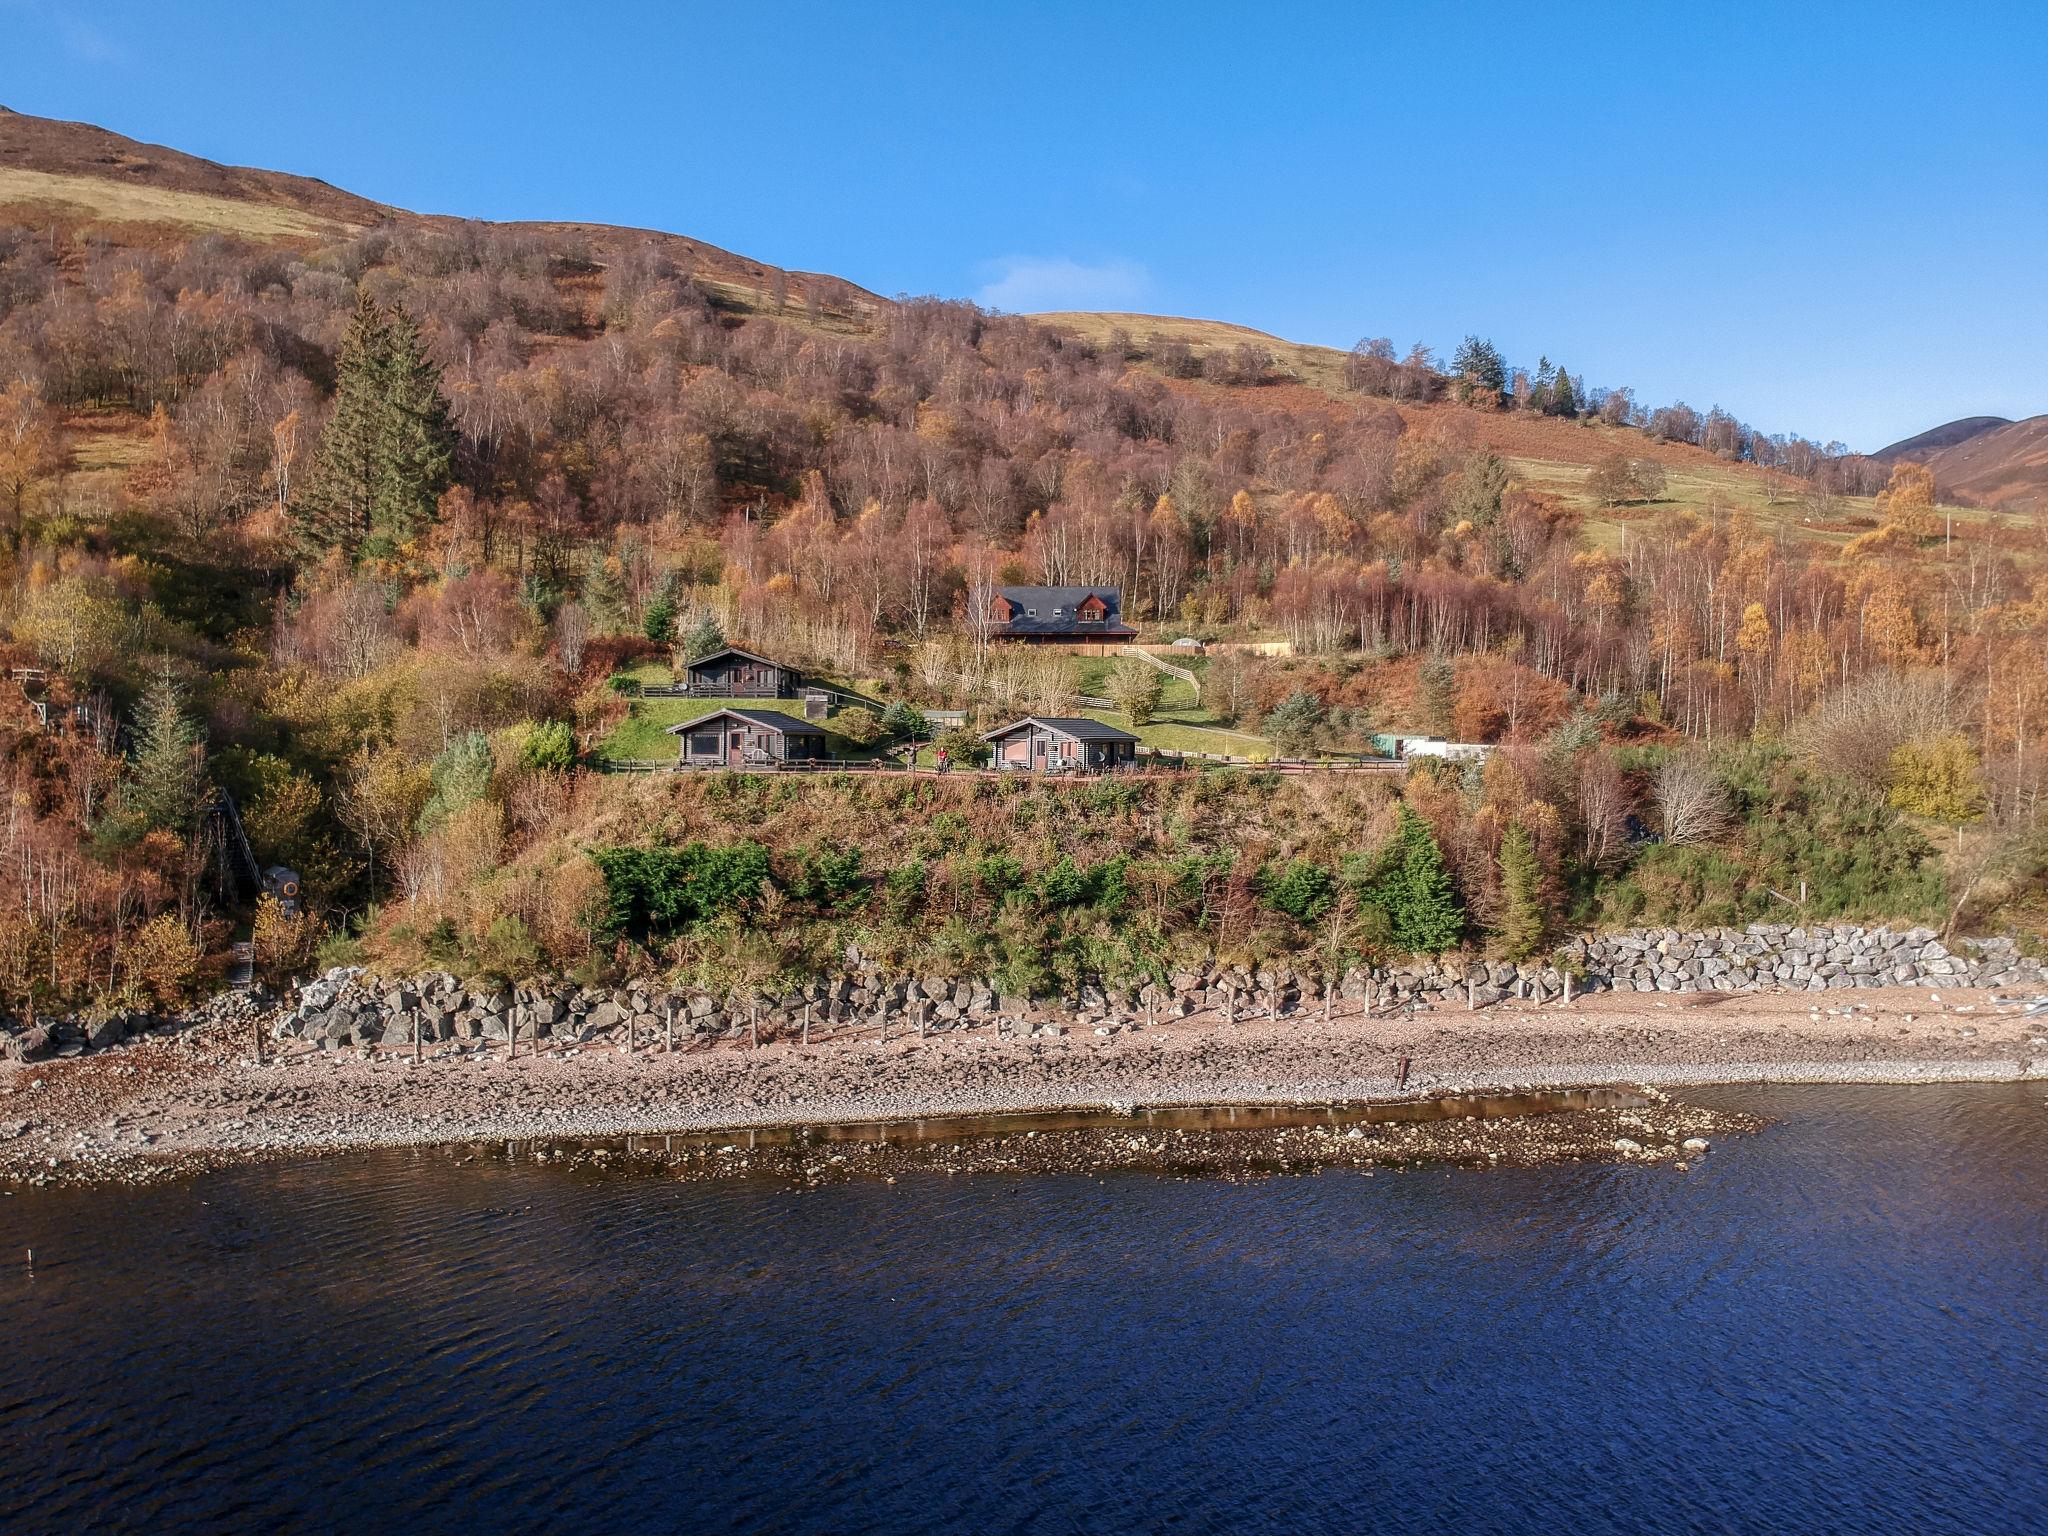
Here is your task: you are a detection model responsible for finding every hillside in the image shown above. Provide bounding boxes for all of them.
[0,106,880,321]
[1877,413,2048,513]
[0,104,2041,1009]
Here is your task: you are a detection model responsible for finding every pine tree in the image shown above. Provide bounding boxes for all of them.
[126,665,208,837]
[681,613,725,661]
[291,292,453,565]
[1497,821,1544,959]
[1385,804,1463,953]
[1419,654,1458,736]
[292,291,389,559]
[367,303,455,556]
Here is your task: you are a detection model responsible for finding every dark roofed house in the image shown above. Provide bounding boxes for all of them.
[682,646,799,698]
[988,586,1138,645]
[668,708,828,769]
[982,716,1140,773]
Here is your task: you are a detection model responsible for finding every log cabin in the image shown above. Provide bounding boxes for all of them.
[682,646,800,698]
[987,586,1138,645]
[668,708,829,768]
[982,716,1140,773]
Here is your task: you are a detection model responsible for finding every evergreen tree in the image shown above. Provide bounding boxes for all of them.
[1381,804,1463,953]
[126,665,208,837]
[1497,821,1544,959]
[681,613,726,661]
[1547,365,1579,418]
[1419,654,1458,736]
[642,590,677,645]
[582,553,629,632]
[366,303,455,555]
[292,291,389,559]
[1451,335,1507,401]
[292,291,453,564]
[1267,688,1326,755]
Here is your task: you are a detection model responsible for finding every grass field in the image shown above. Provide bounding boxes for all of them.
[1507,454,2004,554]
[1031,311,1352,392]
[0,168,348,239]
[1067,655,1270,758]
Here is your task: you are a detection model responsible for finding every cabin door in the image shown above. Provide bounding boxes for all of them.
[728,729,745,767]
[1032,734,1047,769]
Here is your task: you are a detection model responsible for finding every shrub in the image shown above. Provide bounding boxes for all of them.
[125,911,201,1008]
[833,706,883,746]
[1264,859,1336,923]
[590,842,773,941]
[1106,658,1165,726]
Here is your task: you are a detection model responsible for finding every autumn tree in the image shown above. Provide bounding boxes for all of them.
[1106,656,1164,726]
[0,379,64,550]
[1888,734,1986,827]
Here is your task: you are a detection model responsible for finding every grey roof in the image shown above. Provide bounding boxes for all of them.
[667,707,825,736]
[993,586,1137,637]
[684,646,793,672]
[981,716,1141,745]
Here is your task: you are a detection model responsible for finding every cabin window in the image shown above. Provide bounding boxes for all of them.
[688,732,719,756]
[1026,607,1038,617]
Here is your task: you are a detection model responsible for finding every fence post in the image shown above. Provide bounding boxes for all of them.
[1467,978,1477,1011]
[803,1003,810,1046]
[750,1001,759,1050]
[413,1011,420,1064]
[1562,972,1574,1007]
[665,1001,674,1053]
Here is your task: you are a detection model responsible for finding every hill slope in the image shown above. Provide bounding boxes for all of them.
[1883,414,2048,511]
[1875,416,2013,461]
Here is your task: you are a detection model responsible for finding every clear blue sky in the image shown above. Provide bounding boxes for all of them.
[6,0,2044,449]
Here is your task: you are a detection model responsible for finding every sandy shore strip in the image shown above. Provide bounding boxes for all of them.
[1,987,2043,1184]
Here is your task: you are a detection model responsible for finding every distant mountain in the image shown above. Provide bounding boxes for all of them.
[1876,414,2048,514]
[1875,416,2013,460]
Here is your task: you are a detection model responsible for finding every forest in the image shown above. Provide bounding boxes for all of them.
[0,205,2039,1010]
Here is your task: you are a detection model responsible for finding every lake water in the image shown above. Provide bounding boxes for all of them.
[2,1084,2044,1535]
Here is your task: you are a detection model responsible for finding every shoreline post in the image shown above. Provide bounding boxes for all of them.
[803,1003,810,1046]
[750,1001,759,1050]
[413,1011,420,1064]
[665,1000,674,1054]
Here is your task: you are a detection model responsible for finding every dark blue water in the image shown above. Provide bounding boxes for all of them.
[2,1084,2044,1535]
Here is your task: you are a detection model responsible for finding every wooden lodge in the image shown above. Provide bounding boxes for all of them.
[982,716,1140,773]
[988,586,1138,647]
[682,646,800,698]
[668,708,829,769]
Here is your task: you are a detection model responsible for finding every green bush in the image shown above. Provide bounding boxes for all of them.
[1264,859,1336,923]
[591,842,773,941]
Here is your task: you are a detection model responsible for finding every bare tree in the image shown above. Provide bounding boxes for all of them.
[1653,752,1733,846]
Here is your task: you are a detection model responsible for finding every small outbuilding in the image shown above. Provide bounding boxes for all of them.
[982,716,1140,773]
[668,708,829,768]
[682,646,800,698]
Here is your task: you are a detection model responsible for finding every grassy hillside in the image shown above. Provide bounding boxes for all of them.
[1033,310,1353,391]
[0,166,349,240]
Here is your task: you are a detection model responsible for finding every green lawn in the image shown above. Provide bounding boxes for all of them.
[596,667,894,764]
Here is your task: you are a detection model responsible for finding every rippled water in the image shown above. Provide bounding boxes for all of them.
[3,1084,2044,1535]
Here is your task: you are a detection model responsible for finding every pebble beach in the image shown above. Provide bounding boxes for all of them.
[1,986,2041,1186]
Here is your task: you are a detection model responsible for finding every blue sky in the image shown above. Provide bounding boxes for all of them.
[6,0,2045,449]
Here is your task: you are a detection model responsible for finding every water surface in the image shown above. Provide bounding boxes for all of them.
[3,1083,2044,1534]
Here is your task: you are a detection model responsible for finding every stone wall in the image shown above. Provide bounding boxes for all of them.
[260,924,2048,1055]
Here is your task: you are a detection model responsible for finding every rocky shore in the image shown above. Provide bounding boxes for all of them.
[227,922,2048,1062]
[1,974,2041,1187]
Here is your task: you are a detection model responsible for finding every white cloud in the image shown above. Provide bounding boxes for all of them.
[973,255,1150,314]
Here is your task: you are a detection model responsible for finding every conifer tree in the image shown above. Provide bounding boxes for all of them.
[1497,821,1544,959]
[292,291,454,564]
[367,302,455,555]
[126,665,208,837]
[292,291,388,559]
[1383,803,1463,953]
